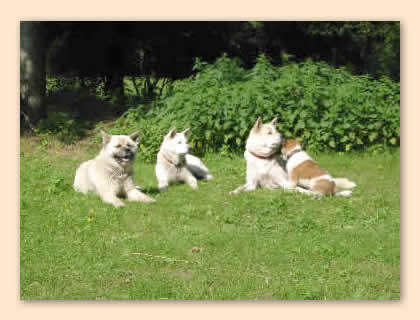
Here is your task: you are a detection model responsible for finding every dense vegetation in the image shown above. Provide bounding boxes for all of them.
[105,55,400,162]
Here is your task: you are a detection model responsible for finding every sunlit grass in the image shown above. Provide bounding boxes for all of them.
[20,137,400,300]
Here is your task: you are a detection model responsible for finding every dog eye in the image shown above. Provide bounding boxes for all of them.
[178,141,182,144]
[115,144,121,148]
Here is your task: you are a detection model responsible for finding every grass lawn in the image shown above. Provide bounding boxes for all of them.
[20,136,400,300]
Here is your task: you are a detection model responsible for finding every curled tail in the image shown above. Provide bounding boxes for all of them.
[185,154,213,180]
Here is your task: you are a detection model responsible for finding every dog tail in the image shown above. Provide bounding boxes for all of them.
[185,154,212,179]
[334,190,353,197]
[333,178,356,190]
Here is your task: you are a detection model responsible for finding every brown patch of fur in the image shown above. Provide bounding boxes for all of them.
[312,178,337,196]
[281,138,342,196]
[290,159,327,182]
[281,139,301,154]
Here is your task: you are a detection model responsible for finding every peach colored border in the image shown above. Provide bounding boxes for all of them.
[3,0,417,319]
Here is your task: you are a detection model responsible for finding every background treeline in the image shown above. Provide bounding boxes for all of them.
[46,21,401,80]
[20,21,400,154]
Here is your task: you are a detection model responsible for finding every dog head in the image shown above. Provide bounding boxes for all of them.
[100,130,140,166]
[161,128,191,156]
[246,117,282,156]
[281,138,302,159]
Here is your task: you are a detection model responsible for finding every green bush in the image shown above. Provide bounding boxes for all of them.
[111,54,400,162]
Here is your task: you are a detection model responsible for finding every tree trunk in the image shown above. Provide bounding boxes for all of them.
[104,39,125,106]
[104,72,125,104]
[20,22,47,126]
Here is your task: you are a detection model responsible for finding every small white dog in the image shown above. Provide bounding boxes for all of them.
[155,128,213,191]
[74,130,155,207]
[281,138,356,196]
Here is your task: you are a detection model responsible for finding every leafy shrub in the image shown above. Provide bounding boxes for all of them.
[47,77,107,99]
[110,54,400,162]
[34,112,88,144]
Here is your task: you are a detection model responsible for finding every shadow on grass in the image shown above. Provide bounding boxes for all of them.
[139,186,162,195]
[20,88,150,144]
[45,88,126,123]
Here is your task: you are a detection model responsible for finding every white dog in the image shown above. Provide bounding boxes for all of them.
[74,130,155,207]
[231,117,356,196]
[155,128,213,191]
[230,117,294,194]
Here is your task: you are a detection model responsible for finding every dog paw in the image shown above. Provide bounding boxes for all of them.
[188,183,198,190]
[205,174,214,180]
[347,182,357,189]
[144,197,156,203]
[188,180,198,190]
[335,190,352,197]
[158,186,168,192]
[113,199,126,208]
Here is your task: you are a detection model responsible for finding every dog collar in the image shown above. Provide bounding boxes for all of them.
[285,149,302,160]
[249,150,279,160]
[162,153,184,168]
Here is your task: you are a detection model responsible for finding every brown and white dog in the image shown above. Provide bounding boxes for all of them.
[281,139,356,196]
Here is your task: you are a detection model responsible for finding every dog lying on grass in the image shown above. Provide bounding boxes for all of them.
[281,138,356,196]
[230,117,356,196]
[230,117,298,194]
[155,128,213,191]
[73,130,155,207]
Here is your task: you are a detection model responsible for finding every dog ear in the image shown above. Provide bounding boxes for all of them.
[181,128,191,138]
[270,117,278,126]
[166,127,177,139]
[252,117,263,131]
[129,131,140,143]
[100,130,111,146]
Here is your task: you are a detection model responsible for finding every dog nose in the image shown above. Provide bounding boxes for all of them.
[187,144,192,150]
[124,148,133,154]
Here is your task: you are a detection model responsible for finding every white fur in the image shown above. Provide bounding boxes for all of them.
[74,132,155,208]
[230,117,312,195]
[285,150,312,173]
[284,145,356,197]
[231,117,357,198]
[155,129,213,191]
[335,190,353,197]
[333,178,357,190]
[241,149,290,190]
[310,174,333,188]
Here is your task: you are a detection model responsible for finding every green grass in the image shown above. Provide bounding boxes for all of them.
[20,137,400,300]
